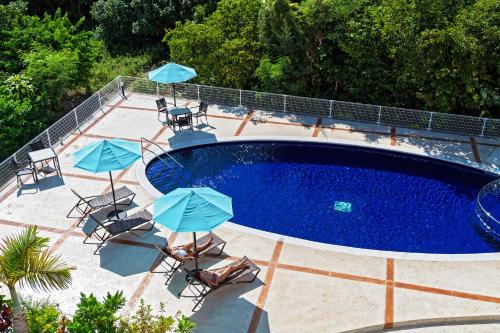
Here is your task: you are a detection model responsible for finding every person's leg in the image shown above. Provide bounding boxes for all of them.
[195,235,214,253]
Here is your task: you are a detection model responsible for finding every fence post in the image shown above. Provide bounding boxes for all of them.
[117,77,121,94]
[480,118,487,138]
[97,91,102,111]
[239,89,242,107]
[74,109,82,133]
[377,106,382,125]
[197,85,200,101]
[329,100,333,118]
[283,95,287,113]
[46,130,51,147]
[427,112,433,131]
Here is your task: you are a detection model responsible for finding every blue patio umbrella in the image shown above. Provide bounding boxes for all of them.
[153,187,233,270]
[73,139,141,220]
[147,63,197,106]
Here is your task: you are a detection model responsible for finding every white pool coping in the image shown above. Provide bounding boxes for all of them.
[135,136,500,261]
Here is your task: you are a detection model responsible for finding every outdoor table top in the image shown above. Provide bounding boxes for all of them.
[28,147,57,163]
[169,107,192,117]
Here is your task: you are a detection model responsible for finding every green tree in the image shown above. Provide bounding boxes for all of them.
[165,0,262,89]
[91,0,219,52]
[0,226,74,333]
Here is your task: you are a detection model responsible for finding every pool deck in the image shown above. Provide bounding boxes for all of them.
[0,92,499,332]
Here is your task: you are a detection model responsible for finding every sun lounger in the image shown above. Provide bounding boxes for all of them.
[178,257,260,311]
[150,232,226,283]
[84,209,154,254]
[67,187,136,226]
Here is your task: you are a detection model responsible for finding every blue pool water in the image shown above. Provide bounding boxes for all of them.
[146,141,499,254]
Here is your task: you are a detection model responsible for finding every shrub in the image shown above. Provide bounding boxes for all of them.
[67,291,126,333]
[22,297,61,333]
[117,300,196,333]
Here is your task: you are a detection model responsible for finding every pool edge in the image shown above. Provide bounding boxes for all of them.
[135,135,500,261]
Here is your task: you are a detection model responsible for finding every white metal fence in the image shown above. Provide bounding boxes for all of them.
[121,76,500,138]
[0,75,498,191]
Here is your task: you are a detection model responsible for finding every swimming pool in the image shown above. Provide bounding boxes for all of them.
[145,141,499,254]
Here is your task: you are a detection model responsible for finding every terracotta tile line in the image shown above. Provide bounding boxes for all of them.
[0,184,20,205]
[257,119,314,128]
[61,172,140,186]
[394,282,500,304]
[235,109,255,136]
[312,117,323,137]
[247,239,284,333]
[384,258,395,329]
[121,272,155,317]
[390,127,397,146]
[82,133,142,143]
[469,136,482,163]
[277,263,386,286]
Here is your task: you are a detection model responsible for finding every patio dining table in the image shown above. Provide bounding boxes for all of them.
[169,107,193,132]
[28,147,62,182]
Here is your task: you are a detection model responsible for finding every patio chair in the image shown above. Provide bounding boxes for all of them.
[67,187,136,226]
[150,232,227,283]
[178,256,261,311]
[10,158,35,188]
[29,140,46,151]
[84,209,154,254]
[156,98,170,123]
[176,114,193,131]
[190,101,209,124]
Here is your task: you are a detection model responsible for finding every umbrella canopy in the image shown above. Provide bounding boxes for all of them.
[73,139,141,220]
[153,187,233,232]
[74,139,141,173]
[147,63,197,106]
[148,63,197,84]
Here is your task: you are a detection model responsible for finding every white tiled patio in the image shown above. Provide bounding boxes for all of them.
[0,92,499,332]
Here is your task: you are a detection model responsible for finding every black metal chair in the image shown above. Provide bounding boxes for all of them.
[176,114,193,131]
[84,209,154,255]
[10,158,35,188]
[67,187,136,226]
[191,101,209,124]
[29,140,46,151]
[156,98,170,123]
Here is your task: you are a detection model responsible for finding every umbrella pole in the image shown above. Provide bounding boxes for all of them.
[109,171,119,219]
[173,83,177,107]
[193,232,199,271]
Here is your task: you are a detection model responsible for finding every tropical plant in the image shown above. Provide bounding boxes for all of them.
[0,226,75,333]
[117,300,196,333]
[67,291,126,333]
[22,297,61,333]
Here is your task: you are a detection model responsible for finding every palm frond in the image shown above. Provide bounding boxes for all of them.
[19,249,75,292]
[0,226,74,291]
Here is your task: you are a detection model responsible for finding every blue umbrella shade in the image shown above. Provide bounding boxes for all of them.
[148,63,197,84]
[153,187,233,233]
[73,139,141,173]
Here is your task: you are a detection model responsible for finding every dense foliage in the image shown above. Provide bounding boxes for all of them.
[167,0,499,117]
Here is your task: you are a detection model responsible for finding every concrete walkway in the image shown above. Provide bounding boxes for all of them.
[0,92,499,332]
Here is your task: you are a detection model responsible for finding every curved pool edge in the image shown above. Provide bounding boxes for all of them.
[135,135,500,261]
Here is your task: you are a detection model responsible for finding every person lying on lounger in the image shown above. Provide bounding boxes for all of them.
[198,256,250,287]
[163,235,213,260]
